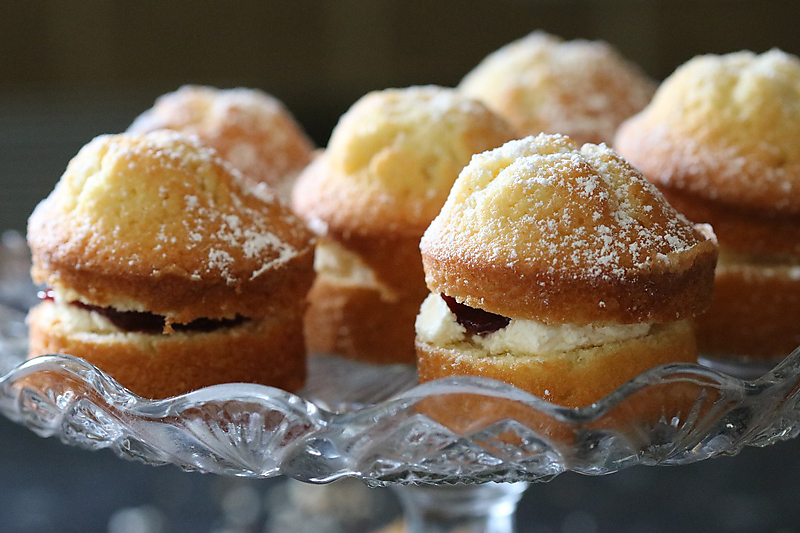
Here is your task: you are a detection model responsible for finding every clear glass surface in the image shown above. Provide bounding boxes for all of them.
[1,234,800,489]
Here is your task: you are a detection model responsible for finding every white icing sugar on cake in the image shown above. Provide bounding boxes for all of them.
[428,134,703,281]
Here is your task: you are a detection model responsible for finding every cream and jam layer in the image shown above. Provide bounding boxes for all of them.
[38,288,245,334]
[416,293,652,356]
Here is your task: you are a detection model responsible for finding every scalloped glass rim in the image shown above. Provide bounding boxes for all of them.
[2,346,800,486]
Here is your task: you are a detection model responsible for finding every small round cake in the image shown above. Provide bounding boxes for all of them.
[27,131,315,398]
[458,31,655,145]
[416,134,718,408]
[292,86,517,363]
[615,49,800,359]
[128,85,314,200]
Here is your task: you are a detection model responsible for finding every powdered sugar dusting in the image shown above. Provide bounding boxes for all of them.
[182,194,301,283]
[429,134,709,281]
[617,122,800,213]
[208,248,235,283]
[128,85,314,194]
[459,31,656,145]
[84,132,307,283]
[615,49,800,212]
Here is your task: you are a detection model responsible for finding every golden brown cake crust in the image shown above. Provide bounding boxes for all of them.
[420,135,718,325]
[27,303,306,399]
[614,50,800,215]
[128,85,314,195]
[291,86,517,236]
[303,278,425,364]
[422,248,716,326]
[417,320,697,408]
[28,131,315,324]
[459,31,655,145]
[695,265,800,360]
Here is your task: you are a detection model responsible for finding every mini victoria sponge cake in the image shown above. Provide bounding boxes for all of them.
[128,85,314,200]
[292,86,517,363]
[615,49,800,359]
[27,131,315,399]
[416,134,718,409]
[458,31,656,146]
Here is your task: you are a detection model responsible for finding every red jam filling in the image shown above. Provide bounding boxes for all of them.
[440,294,510,336]
[38,289,246,334]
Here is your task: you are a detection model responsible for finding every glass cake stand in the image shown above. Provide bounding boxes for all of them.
[2,232,799,533]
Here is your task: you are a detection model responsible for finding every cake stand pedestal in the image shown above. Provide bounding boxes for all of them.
[394,482,529,533]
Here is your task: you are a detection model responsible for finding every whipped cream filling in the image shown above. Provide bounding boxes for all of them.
[313,240,397,300]
[416,293,652,356]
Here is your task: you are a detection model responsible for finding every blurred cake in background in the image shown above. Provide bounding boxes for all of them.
[615,49,800,360]
[129,85,314,200]
[27,131,315,398]
[459,31,655,145]
[292,86,516,364]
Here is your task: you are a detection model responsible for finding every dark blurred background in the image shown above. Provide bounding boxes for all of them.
[3,0,800,231]
[3,1,800,532]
